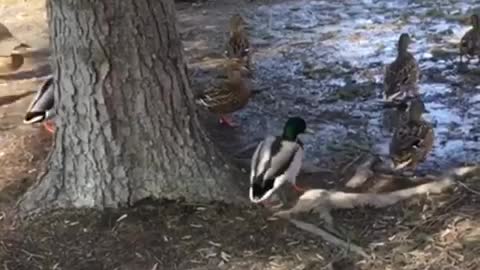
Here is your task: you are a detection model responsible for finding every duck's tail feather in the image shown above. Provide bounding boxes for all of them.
[25,76,54,113]
[24,111,46,124]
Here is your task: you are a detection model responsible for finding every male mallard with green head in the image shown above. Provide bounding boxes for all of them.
[384,33,420,102]
[249,117,312,205]
[24,75,55,134]
[389,97,434,171]
[460,14,480,63]
[195,58,251,127]
[225,14,252,73]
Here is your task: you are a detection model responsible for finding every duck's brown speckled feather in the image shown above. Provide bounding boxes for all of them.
[390,120,434,170]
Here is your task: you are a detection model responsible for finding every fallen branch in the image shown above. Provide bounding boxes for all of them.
[288,218,369,258]
[456,181,480,196]
[274,165,480,224]
[344,156,376,188]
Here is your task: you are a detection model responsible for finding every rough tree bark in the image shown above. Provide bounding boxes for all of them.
[19,0,247,213]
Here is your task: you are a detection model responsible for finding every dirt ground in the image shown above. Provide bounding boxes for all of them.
[1,0,480,269]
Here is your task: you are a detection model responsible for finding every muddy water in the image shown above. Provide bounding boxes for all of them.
[208,0,480,173]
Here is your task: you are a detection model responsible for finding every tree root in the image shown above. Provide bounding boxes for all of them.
[344,155,377,188]
[274,165,480,228]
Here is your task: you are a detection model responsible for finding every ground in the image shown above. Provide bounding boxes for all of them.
[1,0,480,269]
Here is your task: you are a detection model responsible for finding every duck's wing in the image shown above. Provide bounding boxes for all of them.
[226,31,250,58]
[251,137,301,186]
[391,122,432,153]
[384,56,419,99]
[390,122,433,168]
[195,81,240,110]
[250,135,275,183]
[24,76,54,123]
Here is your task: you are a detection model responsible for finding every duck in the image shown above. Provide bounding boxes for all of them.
[381,99,410,134]
[389,97,434,171]
[23,75,55,134]
[384,33,420,102]
[0,22,30,56]
[195,58,251,127]
[249,117,312,206]
[225,14,252,74]
[459,14,480,63]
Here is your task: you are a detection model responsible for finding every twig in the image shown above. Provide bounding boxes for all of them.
[344,156,376,188]
[20,249,45,259]
[456,181,480,196]
[288,218,369,258]
[340,154,364,175]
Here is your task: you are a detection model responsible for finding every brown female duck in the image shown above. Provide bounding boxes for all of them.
[195,58,251,127]
[460,14,480,63]
[389,97,434,171]
[225,14,251,71]
[384,33,420,102]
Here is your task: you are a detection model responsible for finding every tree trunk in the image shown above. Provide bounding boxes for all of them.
[19,0,247,214]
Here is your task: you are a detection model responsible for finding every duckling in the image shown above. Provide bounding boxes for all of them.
[0,52,23,73]
[384,33,420,102]
[225,14,252,73]
[460,14,480,63]
[249,117,312,206]
[389,98,434,171]
[195,58,251,127]
[24,75,55,134]
[0,22,30,56]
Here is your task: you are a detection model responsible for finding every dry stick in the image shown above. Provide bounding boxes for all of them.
[340,153,364,175]
[456,181,480,196]
[288,218,369,258]
[344,155,376,188]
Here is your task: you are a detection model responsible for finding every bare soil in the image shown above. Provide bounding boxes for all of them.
[0,0,479,269]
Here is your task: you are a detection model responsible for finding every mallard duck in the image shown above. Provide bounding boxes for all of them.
[225,14,252,72]
[24,75,55,134]
[460,14,480,63]
[0,52,23,73]
[381,100,410,134]
[0,22,30,56]
[195,58,251,127]
[389,98,434,170]
[249,117,312,205]
[384,33,420,102]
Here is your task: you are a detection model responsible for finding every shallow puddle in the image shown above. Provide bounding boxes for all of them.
[183,0,480,171]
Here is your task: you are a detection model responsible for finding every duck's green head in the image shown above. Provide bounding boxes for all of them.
[282,117,308,141]
[398,33,412,54]
[471,14,480,29]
